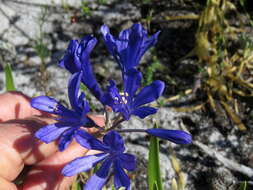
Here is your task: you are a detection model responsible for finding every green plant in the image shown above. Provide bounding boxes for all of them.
[81,1,91,16]
[33,7,51,95]
[96,0,107,4]
[144,52,164,86]
[148,123,164,190]
[4,63,16,91]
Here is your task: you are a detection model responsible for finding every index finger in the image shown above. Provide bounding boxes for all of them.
[0,92,47,122]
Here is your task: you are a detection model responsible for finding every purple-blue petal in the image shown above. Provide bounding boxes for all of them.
[78,92,90,114]
[113,159,131,190]
[84,158,112,190]
[119,27,130,40]
[133,80,165,108]
[119,153,136,172]
[80,60,104,103]
[31,96,75,117]
[77,35,97,61]
[124,68,142,99]
[105,80,122,111]
[103,131,125,153]
[100,24,115,56]
[124,23,144,70]
[101,23,160,73]
[58,127,77,151]
[68,72,82,112]
[62,153,108,177]
[131,106,157,119]
[137,30,160,63]
[35,123,70,143]
[59,40,80,74]
[31,96,59,114]
[146,129,192,144]
[75,130,110,152]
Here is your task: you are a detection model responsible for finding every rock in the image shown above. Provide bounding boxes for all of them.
[207,167,237,190]
[92,2,141,27]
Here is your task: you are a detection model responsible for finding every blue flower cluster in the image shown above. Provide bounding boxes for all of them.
[31,23,192,190]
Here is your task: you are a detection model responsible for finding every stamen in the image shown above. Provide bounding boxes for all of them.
[122,97,128,104]
[53,104,59,112]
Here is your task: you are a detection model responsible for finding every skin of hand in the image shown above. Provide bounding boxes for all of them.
[0,92,104,190]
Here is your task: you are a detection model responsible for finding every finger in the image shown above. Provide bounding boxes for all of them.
[0,114,105,182]
[0,92,48,122]
[0,176,17,190]
[0,116,58,181]
[20,142,99,190]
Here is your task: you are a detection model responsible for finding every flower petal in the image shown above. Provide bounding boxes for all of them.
[62,153,108,176]
[68,72,83,112]
[31,96,75,117]
[133,80,165,108]
[100,24,116,57]
[101,24,160,73]
[103,131,125,153]
[124,68,142,99]
[131,106,157,119]
[119,27,130,41]
[80,61,104,104]
[58,127,77,151]
[31,96,60,114]
[78,92,90,113]
[146,129,192,144]
[84,158,112,190]
[75,130,110,151]
[137,30,160,64]
[105,80,121,111]
[77,35,97,61]
[35,123,70,143]
[119,153,136,171]
[59,40,80,74]
[123,23,144,70]
[114,159,131,190]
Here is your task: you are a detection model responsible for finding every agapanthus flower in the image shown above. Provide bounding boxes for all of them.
[59,35,105,103]
[100,23,160,73]
[31,72,95,151]
[62,130,136,190]
[105,68,165,120]
[145,128,192,144]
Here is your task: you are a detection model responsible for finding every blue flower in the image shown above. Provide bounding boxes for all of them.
[62,130,136,190]
[31,72,95,151]
[105,68,165,120]
[59,35,105,103]
[146,129,192,144]
[100,23,160,73]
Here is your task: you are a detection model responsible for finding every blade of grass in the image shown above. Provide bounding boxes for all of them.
[148,122,163,190]
[4,63,16,91]
[239,181,247,190]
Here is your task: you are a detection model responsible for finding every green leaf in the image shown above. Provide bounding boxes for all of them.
[153,181,159,190]
[4,63,16,91]
[239,181,247,190]
[148,122,164,190]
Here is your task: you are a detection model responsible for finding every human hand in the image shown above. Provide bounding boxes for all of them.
[0,92,103,190]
